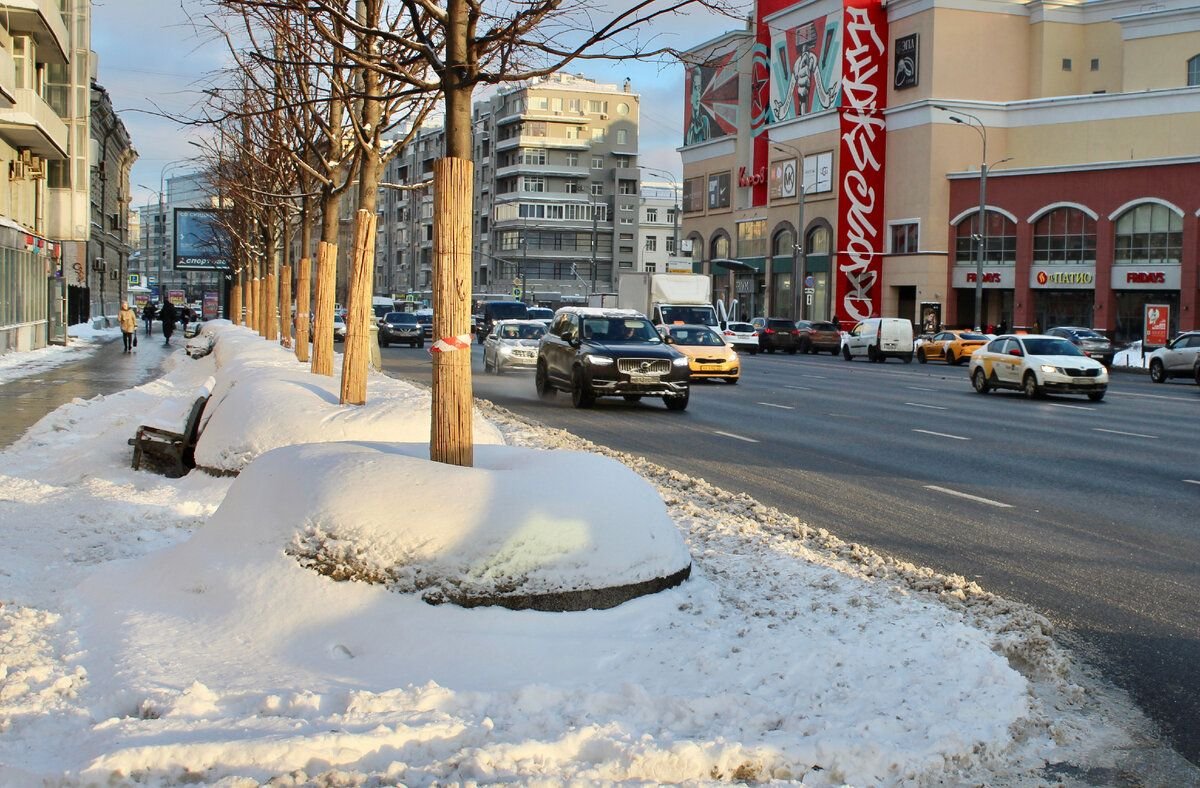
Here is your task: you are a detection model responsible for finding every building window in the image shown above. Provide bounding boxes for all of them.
[552,97,563,112]
[889,222,919,254]
[1033,207,1096,264]
[1189,55,1200,86]
[737,219,766,258]
[565,126,580,140]
[1090,58,1100,72]
[772,228,794,257]
[616,129,628,145]
[521,176,545,192]
[1114,202,1183,264]
[620,217,634,225]
[616,156,629,168]
[591,156,603,169]
[499,230,521,251]
[519,148,547,165]
[564,180,581,194]
[645,236,657,251]
[591,182,604,196]
[589,100,608,114]
[646,262,657,272]
[646,208,658,223]
[682,177,705,212]
[710,233,731,260]
[954,210,1016,264]
[1062,58,1072,71]
[707,172,731,209]
[665,237,676,254]
[591,128,605,142]
[667,209,676,225]
[530,96,548,111]
[618,180,637,195]
[566,152,579,166]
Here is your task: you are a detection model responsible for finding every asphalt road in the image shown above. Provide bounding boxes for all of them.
[380,343,1200,766]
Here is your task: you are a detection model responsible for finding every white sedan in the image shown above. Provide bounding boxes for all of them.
[968,334,1108,401]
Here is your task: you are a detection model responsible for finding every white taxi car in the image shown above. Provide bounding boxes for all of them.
[969,334,1108,401]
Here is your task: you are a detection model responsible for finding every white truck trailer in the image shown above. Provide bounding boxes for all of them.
[616,272,719,328]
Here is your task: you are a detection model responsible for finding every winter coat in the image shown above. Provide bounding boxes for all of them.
[118,307,137,333]
[159,302,178,332]
[142,304,157,321]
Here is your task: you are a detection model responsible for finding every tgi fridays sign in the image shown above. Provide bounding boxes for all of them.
[835,0,888,322]
[1030,265,1096,289]
[951,267,1015,289]
[1113,266,1181,290]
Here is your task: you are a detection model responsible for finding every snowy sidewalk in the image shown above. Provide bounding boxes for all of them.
[0,322,1189,786]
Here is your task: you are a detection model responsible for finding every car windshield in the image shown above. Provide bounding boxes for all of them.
[727,322,754,333]
[527,308,554,319]
[659,305,718,327]
[669,327,725,346]
[959,332,989,341]
[582,317,661,343]
[333,315,344,324]
[1023,338,1084,356]
[810,322,837,331]
[767,320,795,330]
[385,312,416,324]
[498,323,545,340]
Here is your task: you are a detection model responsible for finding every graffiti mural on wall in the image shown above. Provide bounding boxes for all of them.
[771,13,842,122]
[683,49,740,146]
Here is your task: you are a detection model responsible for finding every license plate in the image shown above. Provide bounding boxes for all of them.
[629,373,658,384]
[699,365,721,371]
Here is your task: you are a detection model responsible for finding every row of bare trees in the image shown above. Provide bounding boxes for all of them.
[189,0,730,466]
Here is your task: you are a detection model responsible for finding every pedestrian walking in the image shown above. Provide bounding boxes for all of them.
[159,300,178,346]
[142,302,157,336]
[179,306,194,335]
[118,301,138,353]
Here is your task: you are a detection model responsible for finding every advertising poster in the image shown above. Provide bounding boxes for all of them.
[174,208,232,271]
[168,289,187,306]
[1143,304,1170,346]
[203,291,220,320]
[769,12,843,122]
[683,49,739,146]
[132,293,149,309]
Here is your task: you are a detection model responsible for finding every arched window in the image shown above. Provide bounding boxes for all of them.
[710,232,731,261]
[685,232,704,259]
[771,227,794,257]
[1114,203,1182,264]
[955,209,1016,264]
[807,225,830,255]
[1189,54,1200,87]
[1033,207,1096,264]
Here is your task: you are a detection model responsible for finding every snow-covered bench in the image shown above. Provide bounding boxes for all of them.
[128,376,217,478]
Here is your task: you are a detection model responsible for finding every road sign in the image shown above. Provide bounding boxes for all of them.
[512,286,522,299]
[128,274,141,286]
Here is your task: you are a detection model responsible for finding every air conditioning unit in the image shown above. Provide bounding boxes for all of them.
[20,148,32,166]
[600,113,609,119]
[9,159,25,180]
[553,110,562,115]
[26,155,45,180]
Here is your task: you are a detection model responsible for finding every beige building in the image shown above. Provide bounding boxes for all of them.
[0,0,91,352]
[682,0,1200,338]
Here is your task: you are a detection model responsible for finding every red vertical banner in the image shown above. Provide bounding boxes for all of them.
[835,0,888,322]
[1143,304,1170,346]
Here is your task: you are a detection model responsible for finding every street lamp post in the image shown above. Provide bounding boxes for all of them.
[770,142,809,321]
[934,106,991,331]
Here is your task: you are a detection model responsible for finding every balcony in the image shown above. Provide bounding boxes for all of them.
[0,87,69,158]
[494,162,591,179]
[6,0,71,64]
[494,135,591,152]
[0,46,15,106]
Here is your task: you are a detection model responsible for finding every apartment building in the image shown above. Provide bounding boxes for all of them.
[682,0,1200,338]
[0,0,91,352]
[88,81,136,321]
[376,73,642,306]
[637,180,681,274]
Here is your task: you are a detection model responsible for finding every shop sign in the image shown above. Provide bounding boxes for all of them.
[1030,265,1095,289]
[1144,304,1170,347]
[1112,266,1180,290]
[835,0,889,322]
[893,34,919,90]
[738,166,767,188]
[203,291,220,320]
[769,158,797,200]
[952,267,1014,289]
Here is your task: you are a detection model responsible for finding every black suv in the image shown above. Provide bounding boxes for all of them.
[758,318,801,354]
[1046,326,1114,367]
[475,301,529,343]
[535,308,691,410]
[378,311,424,348]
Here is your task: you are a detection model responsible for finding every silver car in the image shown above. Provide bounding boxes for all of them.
[482,319,546,373]
[1147,331,1200,382]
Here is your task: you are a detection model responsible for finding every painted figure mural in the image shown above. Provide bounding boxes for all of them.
[771,14,842,121]
[683,50,739,145]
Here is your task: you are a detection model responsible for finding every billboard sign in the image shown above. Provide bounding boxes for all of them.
[168,289,187,306]
[203,291,220,320]
[174,208,232,271]
[1144,304,1170,347]
[683,48,739,146]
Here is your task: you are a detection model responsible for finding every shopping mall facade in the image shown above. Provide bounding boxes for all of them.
[680,0,1200,339]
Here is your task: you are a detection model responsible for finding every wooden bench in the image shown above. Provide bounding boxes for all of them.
[129,377,216,478]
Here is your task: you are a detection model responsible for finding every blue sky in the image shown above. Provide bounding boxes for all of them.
[91,1,748,210]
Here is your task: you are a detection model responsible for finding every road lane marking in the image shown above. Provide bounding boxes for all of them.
[757,402,794,410]
[784,385,812,391]
[905,402,948,410]
[714,430,759,443]
[1182,479,1200,486]
[1094,428,1158,439]
[913,429,969,441]
[907,386,938,392]
[1049,403,1095,411]
[1109,391,1196,403]
[804,375,828,379]
[924,485,1013,508]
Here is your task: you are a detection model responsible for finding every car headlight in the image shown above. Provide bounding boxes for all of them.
[585,354,614,366]
[672,355,690,367]
[1040,364,1062,375]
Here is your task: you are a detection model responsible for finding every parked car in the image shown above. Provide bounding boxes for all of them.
[721,321,759,355]
[1194,352,1200,386]
[1046,326,1115,367]
[536,308,691,410]
[526,307,555,326]
[795,320,842,355]
[482,319,546,373]
[414,308,434,339]
[916,330,989,365]
[664,324,740,383]
[332,313,346,342]
[1146,331,1200,383]
[758,318,801,354]
[969,334,1108,401]
[842,317,914,362]
[475,300,529,343]
[378,311,424,348]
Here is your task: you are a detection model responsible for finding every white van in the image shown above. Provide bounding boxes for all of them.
[842,317,915,363]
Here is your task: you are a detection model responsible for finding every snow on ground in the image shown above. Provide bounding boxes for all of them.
[0,323,1166,785]
[1113,340,1149,369]
[0,323,120,385]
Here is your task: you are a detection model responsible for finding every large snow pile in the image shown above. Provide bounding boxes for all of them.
[194,323,503,472]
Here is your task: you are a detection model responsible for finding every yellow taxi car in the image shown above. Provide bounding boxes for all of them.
[916,329,990,365]
[664,324,740,384]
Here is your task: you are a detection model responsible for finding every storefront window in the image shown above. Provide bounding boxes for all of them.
[1033,207,1096,264]
[772,228,794,258]
[710,233,731,260]
[807,226,830,254]
[737,219,766,258]
[1114,202,1182,264]
[955,210,1016,264]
